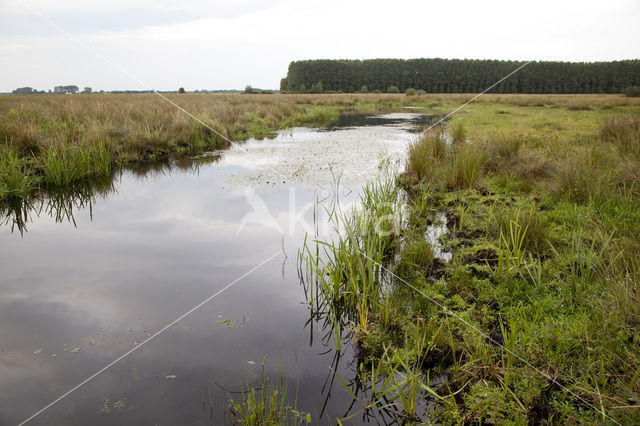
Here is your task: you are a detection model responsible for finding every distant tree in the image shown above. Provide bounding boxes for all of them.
[82,87,92,94]
[54,85,79,94]
[387,85,400,93]
[283,58,640,94]
[244,85,254,94]
[405,87,417,96]
[310,80,323,93]
[280,78,288,93]
[624,86,640,97]
[178,87,186,94]
[360,85,369,93]
[12,87,35,95]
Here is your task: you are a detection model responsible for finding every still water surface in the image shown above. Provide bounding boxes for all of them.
[0,113,434,425]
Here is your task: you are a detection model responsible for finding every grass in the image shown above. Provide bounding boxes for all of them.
[3,91,638,422]
[448,143,486,190]
[0,93,354,199]
[406,128,447,183]
[300,179,402,337]
[413,109,640,423]
[405,128,486,190]
[0,149,39,198]
[398,238,433,277]
[3,92,640,421]
[225,359,311,425]
[2,92,638,201]
[40,141,111,186]
[302,95,640,424]
[496,208,530,275]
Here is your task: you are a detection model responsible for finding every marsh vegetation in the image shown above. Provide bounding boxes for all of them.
[1,92,639,424]
[299,96,640,423]
[3,92,639,202]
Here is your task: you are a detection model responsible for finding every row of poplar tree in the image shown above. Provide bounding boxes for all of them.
[281,58,640,94]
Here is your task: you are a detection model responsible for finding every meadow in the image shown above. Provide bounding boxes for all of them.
[2,92,639,201]
[300,94,640,423]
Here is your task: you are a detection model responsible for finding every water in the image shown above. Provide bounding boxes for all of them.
[0,113,435,425]
[425,212,453,262]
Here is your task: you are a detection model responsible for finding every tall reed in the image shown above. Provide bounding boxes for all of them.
[300,179,402,338]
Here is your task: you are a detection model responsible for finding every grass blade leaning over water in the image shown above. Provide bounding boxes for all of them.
[0,148,40,199]
[40,140,112,187]
[300,178,402,342]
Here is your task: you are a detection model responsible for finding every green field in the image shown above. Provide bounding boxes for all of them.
[302,94,640,423]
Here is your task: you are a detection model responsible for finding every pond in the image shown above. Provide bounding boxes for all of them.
[0,113,437,425]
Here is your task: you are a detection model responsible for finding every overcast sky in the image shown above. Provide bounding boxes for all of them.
[1,0,639,92]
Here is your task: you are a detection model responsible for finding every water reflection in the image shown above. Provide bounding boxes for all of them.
[322,112,444,131]
[0,113,432,425]
[1,176,115,235]
[0,154,222,236]
[127,152,222,179]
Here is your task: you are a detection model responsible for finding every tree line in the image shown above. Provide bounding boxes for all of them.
[11,86,92,95]
[281,58,640,94]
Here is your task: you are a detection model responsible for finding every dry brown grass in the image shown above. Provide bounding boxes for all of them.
[1,93,634,160]
[0,93,305,159]
[0,93,346,198]
[0,93,415,161]
[1,92,637,200]
[600,114,640,160]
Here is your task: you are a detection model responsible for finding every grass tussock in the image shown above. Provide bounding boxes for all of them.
[600,114,640,160]
[481,132,524,173]
[448,143,486,189]
[406,129,447,183]
[0,148,39,198]
[40,141,111,186]
[398,237,434,276]
[450,121,467,144]
[405,125,486,190]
